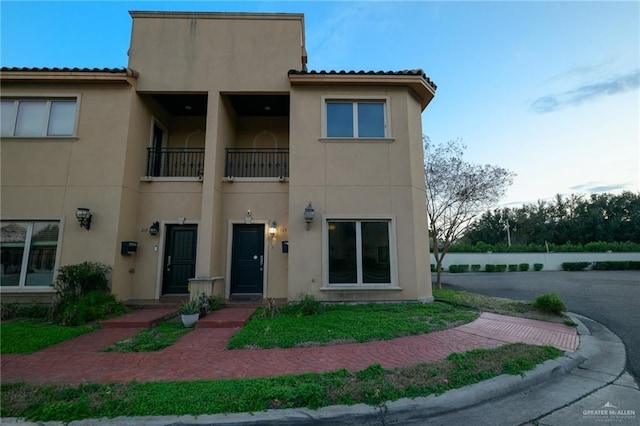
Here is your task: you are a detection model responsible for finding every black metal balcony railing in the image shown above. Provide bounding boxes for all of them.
[225,148,289,178]
[146,148,205,178]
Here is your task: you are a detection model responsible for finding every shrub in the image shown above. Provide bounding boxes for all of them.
[534,263,544,271]
[518,263,530,272]
[561,262,591,271]
[471,264,481,272]
[496,264,507,272]
[508,264,518,272]
[1,303,53,321]
[449,265,469,273]
[292,294,325,316]
[54,262,112,319]
[60,291,126,325]
[485,264,496,273]
[533,293,566,315]
[592,261,639,271]
[195,293,224,316]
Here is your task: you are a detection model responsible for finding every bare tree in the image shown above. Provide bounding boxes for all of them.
[425,137,515,289]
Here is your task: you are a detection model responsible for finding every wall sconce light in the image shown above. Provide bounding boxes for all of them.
[149,221,160,236]
[304,202,315,230]
[269,221,277,238]
[75,208,92,230]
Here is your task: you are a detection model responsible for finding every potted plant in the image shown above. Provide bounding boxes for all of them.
[178,299,200,328]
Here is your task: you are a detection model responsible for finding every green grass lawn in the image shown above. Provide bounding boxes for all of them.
[102,320,193,352]
[0,343,562,423]
[433,289,569,323]
[0,319,94,354]
[226,302,478,349]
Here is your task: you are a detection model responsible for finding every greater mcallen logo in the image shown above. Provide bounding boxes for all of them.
[583,401,636,422]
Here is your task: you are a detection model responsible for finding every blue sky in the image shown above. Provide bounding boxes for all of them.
[2,1,638,207]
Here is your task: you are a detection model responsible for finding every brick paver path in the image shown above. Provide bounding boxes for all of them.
[1,312,578,384]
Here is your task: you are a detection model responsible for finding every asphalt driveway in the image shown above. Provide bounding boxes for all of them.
[438,270,640,381]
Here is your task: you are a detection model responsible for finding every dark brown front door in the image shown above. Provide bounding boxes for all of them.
[230,224,264,295]
[162,225,197,295]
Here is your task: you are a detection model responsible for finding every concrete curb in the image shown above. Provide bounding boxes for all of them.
[4,313,623,426]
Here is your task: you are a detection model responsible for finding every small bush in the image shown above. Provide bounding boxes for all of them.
[60,291,126,325]
[260,297,280,318]
[508,264,518,272]
[195,293,224,317]
[561,262,591,271]
[471,264,481,272]
[496,264,507,272]
[485,264,496,273]
[533,293,566,315]
[534,263,544,271]
[518,263,530,272]
[1,303,53,321]
[449,265,469,273]
[54,262,112,320]
[292,294,325,316]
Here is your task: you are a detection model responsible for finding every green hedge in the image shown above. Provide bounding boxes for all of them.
[443,241,640,253]
[561,262,591,271]
[518,263,530,271]
[449,264,470,273]
[534,263,544,271]
[471,264,481,272]
[592,261,640,271]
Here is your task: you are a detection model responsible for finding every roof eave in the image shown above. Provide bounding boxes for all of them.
[288,73,436,110]
[0,68,139,86]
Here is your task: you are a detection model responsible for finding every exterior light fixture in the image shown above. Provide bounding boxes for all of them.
[149,221,160,236]
[269,221,277,238]
[75,208,92,230]
[304,202,315,230]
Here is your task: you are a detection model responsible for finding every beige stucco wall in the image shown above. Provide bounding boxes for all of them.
[128,12,304,92]
[1,82,135,299]
[287,85,432,302]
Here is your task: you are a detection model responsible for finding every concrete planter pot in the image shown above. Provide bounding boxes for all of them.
[181,313,200,328]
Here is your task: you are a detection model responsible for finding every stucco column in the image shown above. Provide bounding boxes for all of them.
[196,93,220,278]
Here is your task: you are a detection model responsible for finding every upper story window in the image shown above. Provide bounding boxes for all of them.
[325,100,386,138]
[1,98,78,137]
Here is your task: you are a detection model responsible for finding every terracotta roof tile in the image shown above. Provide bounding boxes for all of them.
[288,69,437,90]
[1,67,130,73]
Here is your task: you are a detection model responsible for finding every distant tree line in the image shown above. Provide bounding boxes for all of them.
[460,192,640,246]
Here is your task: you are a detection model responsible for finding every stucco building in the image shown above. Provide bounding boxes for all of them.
[1,11,436,304]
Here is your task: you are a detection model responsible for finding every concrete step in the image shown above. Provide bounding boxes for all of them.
[196,307,256,328]
[101,308,176,328]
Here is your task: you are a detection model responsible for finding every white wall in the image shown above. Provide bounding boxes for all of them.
[430,252,640,271]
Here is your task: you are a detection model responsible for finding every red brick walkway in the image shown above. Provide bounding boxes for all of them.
[1,310,578,384]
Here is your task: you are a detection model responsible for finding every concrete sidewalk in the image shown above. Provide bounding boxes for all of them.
[4,309,636,425]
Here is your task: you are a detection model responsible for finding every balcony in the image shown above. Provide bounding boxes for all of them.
[225,148,289,178]
[146,148,205,178]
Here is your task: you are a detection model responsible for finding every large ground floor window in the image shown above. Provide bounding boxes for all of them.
[325,217,396,286]
[1,221,60,288]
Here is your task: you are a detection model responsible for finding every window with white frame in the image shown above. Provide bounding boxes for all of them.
[326,218,395,285]
[325,100,386,138]
[1,221,60,288]
[1,98,77,137]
